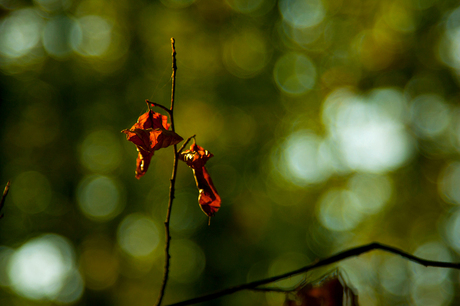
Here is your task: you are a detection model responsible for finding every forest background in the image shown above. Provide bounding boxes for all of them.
[1,0,460,304]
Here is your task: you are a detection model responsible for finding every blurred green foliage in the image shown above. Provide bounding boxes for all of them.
[2,0,460,305]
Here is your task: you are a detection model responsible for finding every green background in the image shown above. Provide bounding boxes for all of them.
[1,0,460,304]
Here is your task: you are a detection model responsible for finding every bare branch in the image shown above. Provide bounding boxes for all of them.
[155,37,179,306]
[167,242,460,306]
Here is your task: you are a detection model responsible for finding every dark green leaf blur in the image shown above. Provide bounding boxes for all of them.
[1,0,460,304]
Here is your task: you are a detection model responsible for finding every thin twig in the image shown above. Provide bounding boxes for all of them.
[145,100,171,115]
[170,38,177,114]
[167,242,460,306]
[0,181,10,219]
[177,135,195,154]
[155,38,178,306]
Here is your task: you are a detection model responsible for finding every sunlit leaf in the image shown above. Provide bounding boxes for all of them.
[179,143,221,218]
[122,110,183,179]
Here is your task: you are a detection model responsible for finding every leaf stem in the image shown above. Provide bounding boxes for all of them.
[155,37,178,306]
[167,242,460,306]
[145,100,172,115]
[178,135,196,155]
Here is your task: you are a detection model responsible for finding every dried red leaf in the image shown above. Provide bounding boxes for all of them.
[179,143,221,217]
[122,110,183,179]
[284,270,359,306]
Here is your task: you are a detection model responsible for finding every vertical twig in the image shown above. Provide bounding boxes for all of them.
[155,38,178,306]
[0,181,10,219]
[170,38,177,115]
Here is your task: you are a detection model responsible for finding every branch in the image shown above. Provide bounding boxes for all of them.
[177,135,195,155]
[167,242,460,306]
[155,37,178,306]
[170,37,177,114]
[145,100,171,115]
[0,181,10,219]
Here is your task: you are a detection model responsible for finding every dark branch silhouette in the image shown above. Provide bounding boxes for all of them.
[155,37,178,306]
[167,242,460,306]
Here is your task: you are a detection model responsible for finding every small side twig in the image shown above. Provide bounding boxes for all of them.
[167,242,460,306]
[0,181,10,219]
[146,100,171,115]
[155,38,179,306]
[177,135,195,154]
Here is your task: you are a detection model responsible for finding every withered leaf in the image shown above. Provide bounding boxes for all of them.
[284,270,359,306]
[122,110,183,179]
[179,143,221,218]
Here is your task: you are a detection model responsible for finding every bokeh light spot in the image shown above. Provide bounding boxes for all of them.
[0,8,43,58]
[71,15,112,57]
[42,15,75,57]
[444,208,460,253]
[439,6,460,74]
[7,234,82,302]
[169,239,206,283]
[77,175,123,221]
[55,270,84,304]
[274,53,316,95]
[384,2,416,33]
[347,173,392,215]
[410,282,453,306]
[379,256,410,296]
[410,94,451,138]
[409,241,453,305]
[411,241,452,286]
[80,129,122,173]
[281,21,324,47]
[11,171,52,214]
[117,214,160,258]
[439,161,460,205]
[223,29,269,78]
[318,188,364,231]
[278,0,325,29]
[281,130,331,186]
[322,88,414,173]
[0,247,14,286]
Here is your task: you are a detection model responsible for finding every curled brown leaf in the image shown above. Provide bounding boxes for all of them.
[179,143,221,218]
[122,110,183,179]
